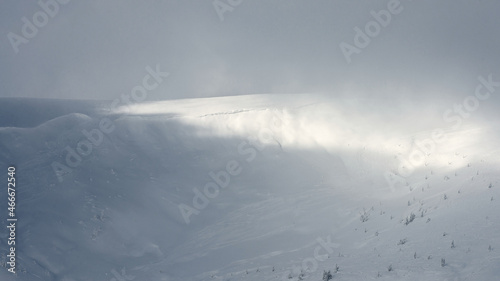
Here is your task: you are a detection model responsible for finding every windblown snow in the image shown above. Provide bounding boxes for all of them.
[0,94,499,281]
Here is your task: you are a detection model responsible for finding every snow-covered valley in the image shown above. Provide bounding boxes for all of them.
[0,94,499,281]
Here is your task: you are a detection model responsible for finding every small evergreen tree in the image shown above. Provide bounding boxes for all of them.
[405,213,415,225]
[322,270,333,281]
[298,270,305,280]
[360,208,369,222]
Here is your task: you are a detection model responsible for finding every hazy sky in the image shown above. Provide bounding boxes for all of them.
[1,0,499,101]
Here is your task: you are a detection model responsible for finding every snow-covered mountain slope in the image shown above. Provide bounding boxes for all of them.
[0,94,499,281]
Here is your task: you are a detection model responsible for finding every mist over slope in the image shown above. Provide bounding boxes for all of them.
[0,94,499,281]
[0,98,110,128]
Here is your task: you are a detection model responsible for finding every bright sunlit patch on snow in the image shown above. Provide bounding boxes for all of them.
[111,93,500,186]
[112,94,439,154]
[426,127,496,171]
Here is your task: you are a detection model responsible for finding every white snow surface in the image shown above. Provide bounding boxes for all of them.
[0,94,499,281]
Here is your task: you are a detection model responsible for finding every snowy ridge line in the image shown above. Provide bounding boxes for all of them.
[0,112,94,131]
[116,101,323,120]
[197,108,266,118]
[111,93,326,116]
